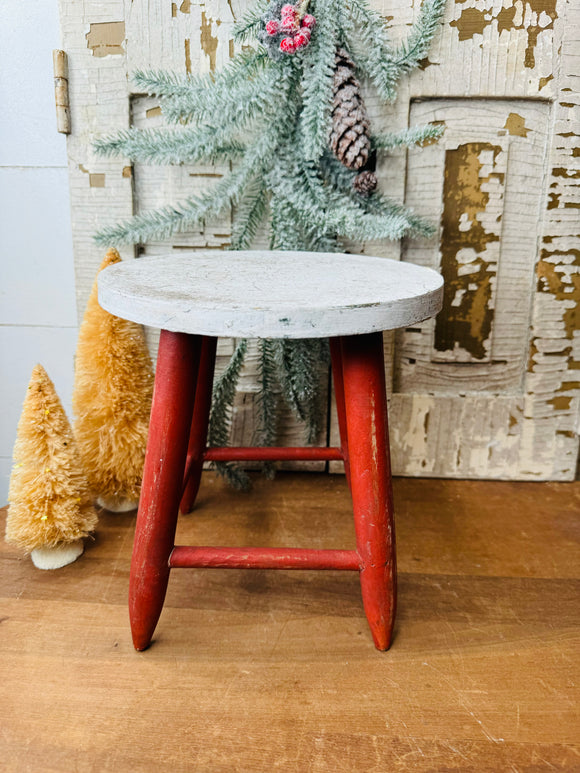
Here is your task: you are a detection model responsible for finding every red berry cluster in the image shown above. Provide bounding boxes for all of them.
[265,5,316,54]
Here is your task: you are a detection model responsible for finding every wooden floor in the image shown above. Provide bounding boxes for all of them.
[1,473,579,772]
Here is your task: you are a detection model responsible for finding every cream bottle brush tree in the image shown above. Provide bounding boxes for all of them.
[5,364,98,570]
[93,0,446,484]
[73,249,154,511]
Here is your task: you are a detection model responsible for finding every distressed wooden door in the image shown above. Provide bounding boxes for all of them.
[60,0,579,479]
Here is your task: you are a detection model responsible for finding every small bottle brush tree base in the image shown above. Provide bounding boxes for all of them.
[94,0,446,483]
[73,249,154,511]
[5,365,97,569]
[95,495,141,513]
[31,540,85,571]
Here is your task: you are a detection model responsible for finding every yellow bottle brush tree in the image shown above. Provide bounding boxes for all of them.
[73,248,154,512]
[5,364,98,570]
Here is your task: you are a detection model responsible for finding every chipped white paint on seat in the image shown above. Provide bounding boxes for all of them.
[98,251,443,339]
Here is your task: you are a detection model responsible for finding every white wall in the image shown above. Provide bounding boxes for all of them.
[0,2,78,504]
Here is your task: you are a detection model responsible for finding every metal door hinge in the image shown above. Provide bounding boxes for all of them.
[53,50,71,134]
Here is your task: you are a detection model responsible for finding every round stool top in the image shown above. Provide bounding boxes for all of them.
[98,250,443,339]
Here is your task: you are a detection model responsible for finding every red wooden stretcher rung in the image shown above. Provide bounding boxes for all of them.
[202,446,344,462]
[169,546,361,570]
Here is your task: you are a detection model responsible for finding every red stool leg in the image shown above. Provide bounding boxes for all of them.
[180,336,218,514]
[329,337,351,489]
[129,330,201,651]
[340,332,396,651]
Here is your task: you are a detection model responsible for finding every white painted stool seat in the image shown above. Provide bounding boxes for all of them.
[98,250,443,338]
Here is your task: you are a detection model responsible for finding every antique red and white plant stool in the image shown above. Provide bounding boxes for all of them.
[98,250,443,651]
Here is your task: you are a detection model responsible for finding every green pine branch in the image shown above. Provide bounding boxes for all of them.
[132,69,199,99]
[95,120,284,246]
[209,339,248,447]
[269,154,434,242]
[270,195,307,250]
[94,126,245,165]
[364,194,435,238]
[319,150,435,237]
[161,63,281,126]
[257,338,280,449]
[347,0,399,101]
[298,0,339,162]
[391,0,446,76]
[230,174,269,250]
[349,0,445,101]
[94,163,252,246]
[233,0,270,43]
[208,339,251,489]
[276,339,328,443]
[373,123,445,150]
[133,49,268,101]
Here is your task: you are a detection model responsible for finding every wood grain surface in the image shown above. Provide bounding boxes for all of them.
[1,474,579,771]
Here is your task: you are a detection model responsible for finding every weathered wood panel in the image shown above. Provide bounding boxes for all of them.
[60,0,579,479]
[335,0,579,479]
[399,98,550,389]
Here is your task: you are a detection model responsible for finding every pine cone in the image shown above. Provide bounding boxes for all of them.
[329,47,371,171]
[353,170,377,196]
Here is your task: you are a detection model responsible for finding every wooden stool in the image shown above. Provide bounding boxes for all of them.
[98,251,443,651]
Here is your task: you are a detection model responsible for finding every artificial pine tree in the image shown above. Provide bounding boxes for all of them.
[93,0,446,478]
[73,249,154,511]
[6,364,97,570]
